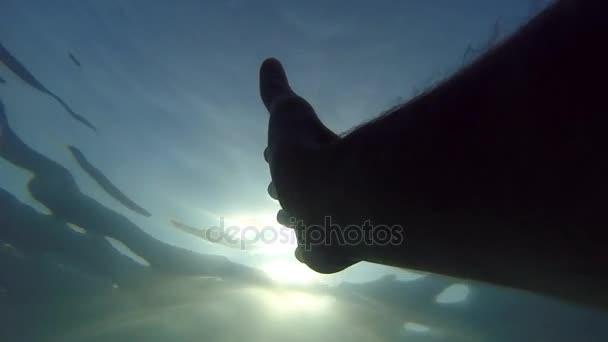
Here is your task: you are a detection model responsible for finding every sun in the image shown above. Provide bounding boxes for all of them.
[223,211,298,254]
[222,211,317,284]
[262,260,320,284]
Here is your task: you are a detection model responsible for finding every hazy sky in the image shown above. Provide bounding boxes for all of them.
[0,0,544,285]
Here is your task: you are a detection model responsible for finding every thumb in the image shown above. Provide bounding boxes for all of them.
[259,58,337,154]
[259,57,295,112]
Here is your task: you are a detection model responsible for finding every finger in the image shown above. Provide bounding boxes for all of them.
[276,209,296,228]
[264,146,271,163]
[260,58,338,152]
[294,246,305,263]
[267,182,278,200]
[298,248,357,274]
[259,58,296,112]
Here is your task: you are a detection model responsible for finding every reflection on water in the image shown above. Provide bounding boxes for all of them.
[33,278,478,342]
[1,0,607,341]
[436,284,470,304]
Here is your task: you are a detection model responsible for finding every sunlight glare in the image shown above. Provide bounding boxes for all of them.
[224,211,297,254]
[262,260,320,284]
[244,287,335,315]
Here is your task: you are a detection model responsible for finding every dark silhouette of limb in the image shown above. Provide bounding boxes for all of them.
[261,0,608,308]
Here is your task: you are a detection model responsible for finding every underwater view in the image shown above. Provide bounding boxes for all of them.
[1,0,607,341]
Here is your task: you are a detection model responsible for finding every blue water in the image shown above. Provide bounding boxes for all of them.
[1,0,607,341]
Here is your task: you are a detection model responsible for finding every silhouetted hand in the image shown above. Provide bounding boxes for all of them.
[259,58,359,273]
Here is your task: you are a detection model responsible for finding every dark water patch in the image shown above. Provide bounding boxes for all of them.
[0,188,149,290]
[68,145,151,217]
[68,52,81,67]
[0,42,96,131]
[170,219,258,250]
[0,98,267,283]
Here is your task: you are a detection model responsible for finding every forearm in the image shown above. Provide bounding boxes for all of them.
[321,0,607,303]
[329,0,603,230]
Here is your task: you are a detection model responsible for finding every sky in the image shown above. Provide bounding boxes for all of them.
[0,0,546,286]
